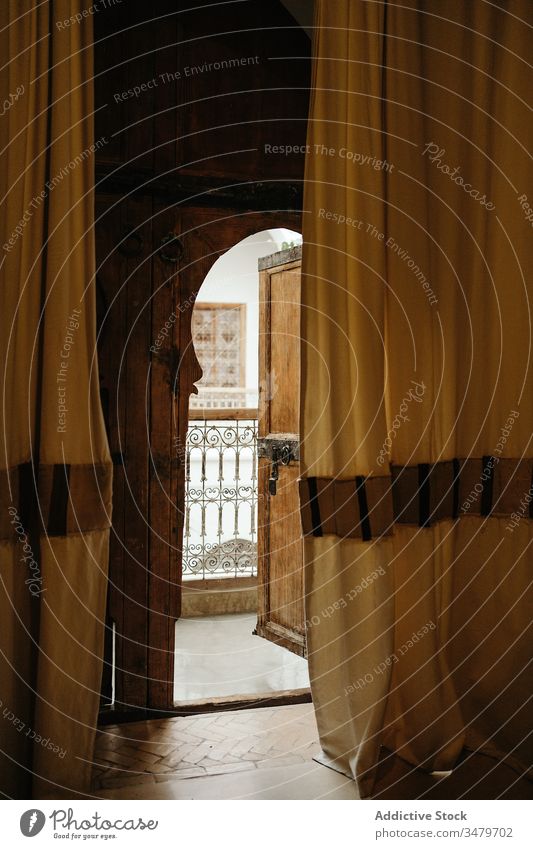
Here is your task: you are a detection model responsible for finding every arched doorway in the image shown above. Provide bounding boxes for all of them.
[97,205,308,716]
[174,229,309,704]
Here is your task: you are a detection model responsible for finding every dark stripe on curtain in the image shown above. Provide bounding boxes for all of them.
[480,456,495,517]
[47,463,71,536]
[452,458,461,519]
[0,462,112,541]
[355,476,372,541]
[300,456,533,538]
[418,463,431,527]
[307,477,323,537]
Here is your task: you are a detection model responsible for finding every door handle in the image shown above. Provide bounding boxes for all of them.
[269,459,279,496]
[258,436,299,496]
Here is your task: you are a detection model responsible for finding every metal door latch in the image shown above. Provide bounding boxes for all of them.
[269,458,279,496]
[257,435,299,496]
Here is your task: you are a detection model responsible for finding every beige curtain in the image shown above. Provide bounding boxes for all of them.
[0,2,112,798]
[301,0,532,797]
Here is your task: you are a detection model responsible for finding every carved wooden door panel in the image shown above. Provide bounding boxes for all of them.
[95,197,181,712]
[255,249,306,656]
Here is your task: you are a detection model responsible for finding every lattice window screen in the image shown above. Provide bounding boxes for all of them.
[192,303,246,388]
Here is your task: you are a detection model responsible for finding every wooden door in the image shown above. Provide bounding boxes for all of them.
[256,248,306,656]
[96,196,181,712]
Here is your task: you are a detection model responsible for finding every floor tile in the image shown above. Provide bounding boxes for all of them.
[93,703,318,792]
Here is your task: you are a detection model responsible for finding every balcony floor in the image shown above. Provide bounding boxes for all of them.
[173,613,310,703]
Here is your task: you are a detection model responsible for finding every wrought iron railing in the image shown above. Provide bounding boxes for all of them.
[182,418,258,579]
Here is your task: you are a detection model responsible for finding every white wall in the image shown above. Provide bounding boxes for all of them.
[194,228,301,402]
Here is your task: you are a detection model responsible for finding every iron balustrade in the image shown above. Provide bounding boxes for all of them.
[182,418,258,579]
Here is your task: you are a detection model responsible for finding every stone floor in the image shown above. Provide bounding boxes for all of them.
[173,613,310,702]
[97,761,359,800]
[93,703,320,792]
[92,703,532,800]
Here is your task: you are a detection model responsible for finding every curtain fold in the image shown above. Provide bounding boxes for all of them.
[0,1,112,798]
[301,0,532,797]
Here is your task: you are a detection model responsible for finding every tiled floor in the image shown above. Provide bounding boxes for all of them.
[93,703,320,793]
[92,703,532,800]
[98,761,360,800]
[173,613,310,702]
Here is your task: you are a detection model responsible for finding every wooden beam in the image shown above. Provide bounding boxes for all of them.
[96,164,304,210]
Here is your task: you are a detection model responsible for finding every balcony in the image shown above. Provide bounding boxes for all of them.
[182,414,258,581]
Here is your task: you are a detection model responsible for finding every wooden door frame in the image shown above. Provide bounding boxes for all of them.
[97,204,304,720]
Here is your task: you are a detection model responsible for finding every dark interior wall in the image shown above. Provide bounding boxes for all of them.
[93,0,311,712]
[94,0,311,181]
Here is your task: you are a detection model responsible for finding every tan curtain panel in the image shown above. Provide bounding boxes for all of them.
[301,0,532,796]
[0,2,112,797]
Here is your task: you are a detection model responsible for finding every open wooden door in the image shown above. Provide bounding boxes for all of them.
[256,247,306,657]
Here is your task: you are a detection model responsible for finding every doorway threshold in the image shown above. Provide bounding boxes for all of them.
[172,687,312,715]
[98,688,311,726]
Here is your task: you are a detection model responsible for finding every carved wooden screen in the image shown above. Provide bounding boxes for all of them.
[191,303,246,410]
